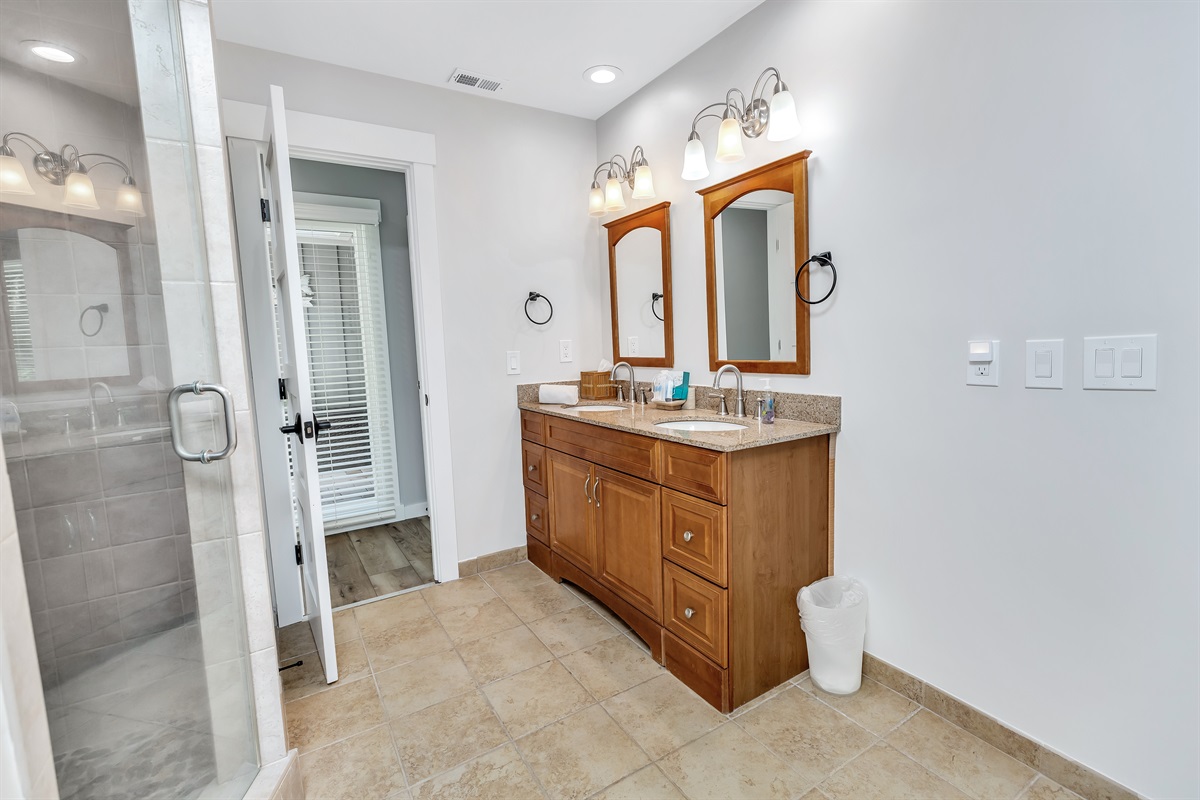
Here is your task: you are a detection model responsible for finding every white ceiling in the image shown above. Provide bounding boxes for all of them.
[209,0,763,120]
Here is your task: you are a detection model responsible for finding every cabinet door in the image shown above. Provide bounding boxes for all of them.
[594,466,663,622]
[547,450,597,575]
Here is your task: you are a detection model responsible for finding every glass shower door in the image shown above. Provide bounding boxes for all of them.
[0,0,258,797]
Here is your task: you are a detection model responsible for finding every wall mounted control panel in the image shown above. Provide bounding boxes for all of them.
[1025,339,1064,389]
[1082,334,1157,391]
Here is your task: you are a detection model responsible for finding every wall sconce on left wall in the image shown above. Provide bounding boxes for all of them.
[588,146,655,217]
[0,131,146,217]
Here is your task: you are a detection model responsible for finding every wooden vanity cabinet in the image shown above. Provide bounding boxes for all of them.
[521,410,829,712]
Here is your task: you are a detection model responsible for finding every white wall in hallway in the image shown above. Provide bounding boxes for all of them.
[214,43,602,562]
[596,2,1199,796]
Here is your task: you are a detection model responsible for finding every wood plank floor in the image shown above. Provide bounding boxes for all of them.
[326,516,434,609]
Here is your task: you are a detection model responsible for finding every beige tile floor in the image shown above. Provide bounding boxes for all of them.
[278,561,1085,800]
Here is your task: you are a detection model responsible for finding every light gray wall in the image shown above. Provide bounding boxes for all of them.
[719,208,769,360]
[215,42,600,561]
[289,159,427,513]
[597,1,1199,795]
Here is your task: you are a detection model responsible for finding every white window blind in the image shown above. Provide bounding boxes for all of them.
[281,201,401,533]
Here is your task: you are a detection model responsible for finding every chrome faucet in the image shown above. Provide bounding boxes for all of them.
[610,362,635,404]
[712,365,746,418]
[88,381,113,430]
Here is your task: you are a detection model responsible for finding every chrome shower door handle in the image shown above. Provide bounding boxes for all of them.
[168,381,238,464]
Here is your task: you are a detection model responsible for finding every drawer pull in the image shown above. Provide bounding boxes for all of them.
[684,607,695,620]
[584,475,592,503]
[530,513,539,521]
[683,530,694,543]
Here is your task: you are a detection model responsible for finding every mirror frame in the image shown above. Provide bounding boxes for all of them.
[699,151,812,374]
[604,200,674,368]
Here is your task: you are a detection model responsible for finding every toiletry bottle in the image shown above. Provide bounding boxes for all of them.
[761,379,775,424]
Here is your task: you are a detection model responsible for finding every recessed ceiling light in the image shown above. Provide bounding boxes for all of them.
[584,65,621,85]
[24,41,79,63]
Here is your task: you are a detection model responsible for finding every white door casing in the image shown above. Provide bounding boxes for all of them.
[263,85,338,683]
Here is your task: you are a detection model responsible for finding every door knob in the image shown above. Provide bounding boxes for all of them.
[279,413,304,442]
[684,607,695,620]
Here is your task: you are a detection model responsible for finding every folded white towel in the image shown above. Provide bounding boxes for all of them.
[539,384,579,405]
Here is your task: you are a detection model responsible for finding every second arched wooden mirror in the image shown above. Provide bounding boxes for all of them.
[699,151,811,374]
[605,201,673,367]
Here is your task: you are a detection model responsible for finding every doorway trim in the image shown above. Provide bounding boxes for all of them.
[222,100,460,625]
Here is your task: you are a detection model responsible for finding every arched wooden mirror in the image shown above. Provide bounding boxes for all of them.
[699,151,811,374]
[605,201,673,367]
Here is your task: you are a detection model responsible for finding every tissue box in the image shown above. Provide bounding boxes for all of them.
[579,371,616,400]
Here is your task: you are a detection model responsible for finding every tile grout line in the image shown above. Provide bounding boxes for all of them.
[1013,772,1044,800]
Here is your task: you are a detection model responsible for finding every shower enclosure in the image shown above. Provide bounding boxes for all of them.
[1,1,260,797]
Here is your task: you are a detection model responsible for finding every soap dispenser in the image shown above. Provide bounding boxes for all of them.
[760,379,775,424]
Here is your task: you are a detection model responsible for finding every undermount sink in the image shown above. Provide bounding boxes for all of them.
[655,420,748,432]
[570,404,627,412]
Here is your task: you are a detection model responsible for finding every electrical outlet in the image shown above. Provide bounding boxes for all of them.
[966,340,1000,386]
[559,339,572,363]
[628,336,639,356]
[506,351,520,375]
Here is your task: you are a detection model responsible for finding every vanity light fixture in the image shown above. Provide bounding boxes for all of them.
[0,132,146,216]
[588,146,655,217]
[680,66,802,180]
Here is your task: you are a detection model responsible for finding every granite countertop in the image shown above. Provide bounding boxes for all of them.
[517,400,839,453]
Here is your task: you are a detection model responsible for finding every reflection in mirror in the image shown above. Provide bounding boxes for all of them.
[615,227,665,359]
[606,201,673,367]
[0,208,139,390]
[714,190,795,362]
[700,150,811,374]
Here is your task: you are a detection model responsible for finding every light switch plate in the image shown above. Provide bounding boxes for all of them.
[558,339,572,363]
[967,340,1000,387]
[1025,339,1064,389]
[506,350,520,375]
[1083,334,1157,390]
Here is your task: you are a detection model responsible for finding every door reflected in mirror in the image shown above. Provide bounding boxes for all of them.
[606,201,673,367]
[615,227,665,360]
[714,190,795,362]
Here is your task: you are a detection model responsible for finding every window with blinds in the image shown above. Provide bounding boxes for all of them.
[283,201,401,533]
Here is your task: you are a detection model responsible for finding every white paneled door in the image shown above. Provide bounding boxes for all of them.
[263,84,338,683]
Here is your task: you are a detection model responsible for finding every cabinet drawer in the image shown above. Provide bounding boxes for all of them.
[660,442,727,505]
[663,562,728,667]
[524,488,548,544]
[662,489,728,587]
[522,441,547,496]
[545,415,659,482]
[520,410,545,444]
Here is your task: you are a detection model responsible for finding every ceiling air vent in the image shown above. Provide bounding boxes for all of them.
[448,68,504,94]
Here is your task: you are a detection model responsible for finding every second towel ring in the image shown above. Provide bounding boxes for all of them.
[795,251,837,305]
[525,292,553,325]
[651,292,664,322]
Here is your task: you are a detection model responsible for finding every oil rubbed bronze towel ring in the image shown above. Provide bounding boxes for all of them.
[651,292,665,321]
[525,291,553,325]
[795,251,837,305]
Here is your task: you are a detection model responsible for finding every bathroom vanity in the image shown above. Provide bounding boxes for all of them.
[518,400,837,712]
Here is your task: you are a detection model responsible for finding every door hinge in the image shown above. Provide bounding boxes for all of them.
[278,378,287,400]
[424,394,429,406]
[295,543,303,565]
[261,198,271,222]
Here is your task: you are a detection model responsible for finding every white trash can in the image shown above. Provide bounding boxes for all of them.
[797,576,868,695]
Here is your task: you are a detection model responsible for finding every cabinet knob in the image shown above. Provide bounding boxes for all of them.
[527,464,535,472]
[684,607,695,620]
[530,513,539,521]
[682,530,694,543]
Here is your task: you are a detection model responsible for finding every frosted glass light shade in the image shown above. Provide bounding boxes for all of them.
[0,154,34,195]
[115,179,146,217]
[767,88,800,141]
[681,137,709,181]
[631,165,655,199]
[63,170,99,210]
[715,116,745,163]
[588,185,606,217]
[604,177,625,212]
